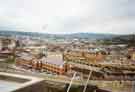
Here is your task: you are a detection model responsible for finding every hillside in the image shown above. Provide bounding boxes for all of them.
[0,30,116,40]
[101,34,135,46]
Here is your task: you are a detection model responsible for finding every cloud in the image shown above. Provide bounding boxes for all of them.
[128,0,135,16]
[0,0,134,34]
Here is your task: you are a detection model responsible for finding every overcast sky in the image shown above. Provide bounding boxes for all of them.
[0,0,134,34]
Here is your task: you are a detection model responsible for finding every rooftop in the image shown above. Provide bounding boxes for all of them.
[0,72,44,92]
[41,54,65,67]
[17,52,34,61]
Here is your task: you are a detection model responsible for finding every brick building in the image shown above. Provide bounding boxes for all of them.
[63,49,106,64]
[41,54,68,75]
[15,52,68,75]
[128,47,135,61]
[15,52,35,69]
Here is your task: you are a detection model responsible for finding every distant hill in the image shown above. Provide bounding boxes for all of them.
[0,30,45,37]
[62,33,116,40]
[101,34,135,46]
[0,30,116,40]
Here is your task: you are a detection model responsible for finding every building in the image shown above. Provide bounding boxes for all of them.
[132,52,135,61]
[128,47,135,61]
[0,72,45,92]
[15,52,43,70]
[15,52,68,75]
[0,37,16,50]
[63,49,106,65]
[0,48,13,62]
[15,52,35,69]
[41,54,68,75]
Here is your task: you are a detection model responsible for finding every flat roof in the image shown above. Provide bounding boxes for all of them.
[17,52,34,61]
[0,72,44,92]
[41,54,65,67]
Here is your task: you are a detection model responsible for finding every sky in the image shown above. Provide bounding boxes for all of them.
[0,0,134,34]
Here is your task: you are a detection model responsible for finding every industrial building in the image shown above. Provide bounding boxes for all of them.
[63,49,106,65]
[15,52,68,75]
